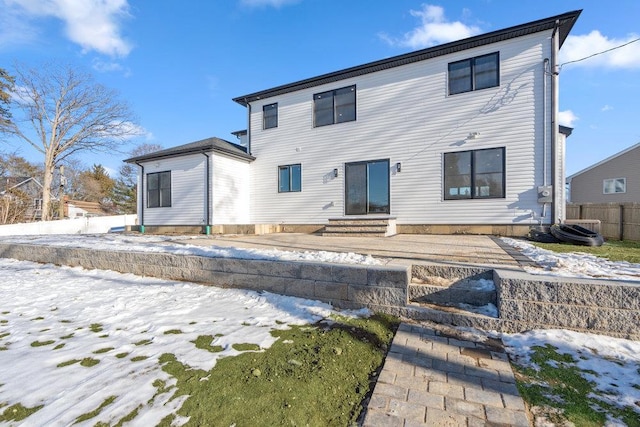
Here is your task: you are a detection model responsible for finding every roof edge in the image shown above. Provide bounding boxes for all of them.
[566,142,640,181]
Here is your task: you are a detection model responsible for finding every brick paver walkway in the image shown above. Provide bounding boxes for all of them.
[363,323,530,426]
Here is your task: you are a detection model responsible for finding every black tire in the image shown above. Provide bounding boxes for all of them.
[550,224,604,247]
[528,227,562,243]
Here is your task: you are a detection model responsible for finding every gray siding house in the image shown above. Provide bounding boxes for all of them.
[567,143,640,203]
[127,10,581,235]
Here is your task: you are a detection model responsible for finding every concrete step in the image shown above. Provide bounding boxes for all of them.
[402,303,501,331]
[327,219,392,226]
[323,217,396,237]
[322,231,387,237]
[324,225,389,233]
[409,278,496,307]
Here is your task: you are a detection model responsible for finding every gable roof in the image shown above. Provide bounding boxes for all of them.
[124,137,255,163]
[566,142,640,182]
[233,10,581,106]
[1,176,43,192]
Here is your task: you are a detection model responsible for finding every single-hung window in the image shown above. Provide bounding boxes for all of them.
[263,103,278,129]
[278,164,301,193]
[147,171,171,208]
[603,178,626,194]
[444,147,505,199]
[314,85,355,127]
[448,52,499,95]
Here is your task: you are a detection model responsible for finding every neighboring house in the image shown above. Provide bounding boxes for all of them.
[567,142,640,203]
[64,198,112,218]
[0,176,44,221]
[127,10,580,235]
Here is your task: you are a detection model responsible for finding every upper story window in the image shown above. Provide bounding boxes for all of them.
[147,171,171,208]
[448,52,499,95]
[263,103,278,129]
[278,164,301,193]
[603,178,626,194]
[313,85,356,127]
[444,147,505,200]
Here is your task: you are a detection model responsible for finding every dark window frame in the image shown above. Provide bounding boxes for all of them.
[448,52,499,95]
[443,147,505,200]
[147,171,172,208]
[263,102,278,129]
[313,85,356,127]
[278,164,302,193]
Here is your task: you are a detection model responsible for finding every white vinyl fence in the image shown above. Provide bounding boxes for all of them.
[0,215,137,235]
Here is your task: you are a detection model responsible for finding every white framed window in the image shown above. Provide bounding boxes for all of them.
[603,178,626,194]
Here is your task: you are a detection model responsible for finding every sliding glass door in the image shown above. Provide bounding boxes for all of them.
[345,159,390,215]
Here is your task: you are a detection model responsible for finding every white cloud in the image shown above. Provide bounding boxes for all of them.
[4,0,132,57]
[380,4,481,49]
[239,0,299,7]
[601,104,613,112]
[560,31,640,70]
[558,110,578,127]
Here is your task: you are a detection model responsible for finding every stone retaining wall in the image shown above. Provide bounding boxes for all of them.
[495,269,640,339]
[0,243,408,312]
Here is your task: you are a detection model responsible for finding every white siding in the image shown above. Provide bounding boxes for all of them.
[212,154,251,224]
[248,31,554,225]
[141,154,207,226]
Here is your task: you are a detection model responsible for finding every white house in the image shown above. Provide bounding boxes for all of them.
[126,10,580,236]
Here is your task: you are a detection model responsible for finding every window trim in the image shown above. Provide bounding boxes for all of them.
[278,164,302,193]
[147,171,172,208]
[263,102,278,130]
[448,52,500,95]
[603,177,626,194]
[443,147,505,200]
[313,85,356,127]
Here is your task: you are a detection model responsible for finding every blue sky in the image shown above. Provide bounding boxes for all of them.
[1,0,639,177]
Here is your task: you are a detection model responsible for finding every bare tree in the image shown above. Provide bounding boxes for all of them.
[0,63,139,220]
[0,68,14,132]
[112,143,163,214]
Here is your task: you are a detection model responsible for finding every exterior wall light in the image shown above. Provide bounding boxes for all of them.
[467,132,480,140]
[396,162,402,172]
[333,168,338,178]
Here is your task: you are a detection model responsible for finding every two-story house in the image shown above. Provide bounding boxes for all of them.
[126,10,580,236]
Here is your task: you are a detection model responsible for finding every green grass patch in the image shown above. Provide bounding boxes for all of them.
[57,359,80,368]
[98,334,109,338]
[31,316,44,321]
[80,358,100,367]
[532,239,640,263]
[232,343,261,352]
[60,333,74,339]
[163,329,183,335]
[30,340,55,347]
[73,396,116,424]
[93,347,114,354]
[89,323,103,333]
[134,339,152,346]
[0,347,7,351]
[158,313,398,426]
[0,332,9,339]
[59,320,72,323]
[191,335,224,353]
[1,311,8,315]
[0,320,8,324]
[513,343,640,426]
[53,343,65,350]
[0,403,43,422]
[115,352,129,359]
[130,356,149,362]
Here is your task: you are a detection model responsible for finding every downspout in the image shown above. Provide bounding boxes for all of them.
[542,58,549,220]
[135,162,145,233]
[202,152,211,235]
[550,20,560,224]
[245,98,252,155]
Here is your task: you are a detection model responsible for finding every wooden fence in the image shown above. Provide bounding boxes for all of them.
[566,203,640,241]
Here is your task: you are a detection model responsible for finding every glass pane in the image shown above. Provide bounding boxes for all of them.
[290,164,301,192]
[367,160,389,213]
[345,163,367,215]
[474,148,503,174]
[160,188,171,207]
[475,173,503,198]
[314,91,334,126]
[335,86,355,123]
[159,172,171,189]
[148,189,159,208]
[263,103,277,129]
[444,152,471,200]
[448,59,472,95]
[615,178,625,193]
[147,173,158,190]
[474,53,499,90]
[278,167,290,192]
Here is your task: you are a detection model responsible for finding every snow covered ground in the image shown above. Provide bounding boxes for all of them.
[1,233,380,266]
[501,237,640,281]
[0,258,368,426]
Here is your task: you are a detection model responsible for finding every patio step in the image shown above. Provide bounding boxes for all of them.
[323,217,396,237]
[408,263,497,313]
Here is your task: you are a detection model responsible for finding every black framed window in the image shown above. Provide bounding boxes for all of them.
[278,164,301,193]
[444,148,504,200]
[448,52,499,95]
[313,85,356,127]
[147,171,171,208]
[263,103,278,129]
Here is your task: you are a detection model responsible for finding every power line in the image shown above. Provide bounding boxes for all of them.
[559,36,640,70]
